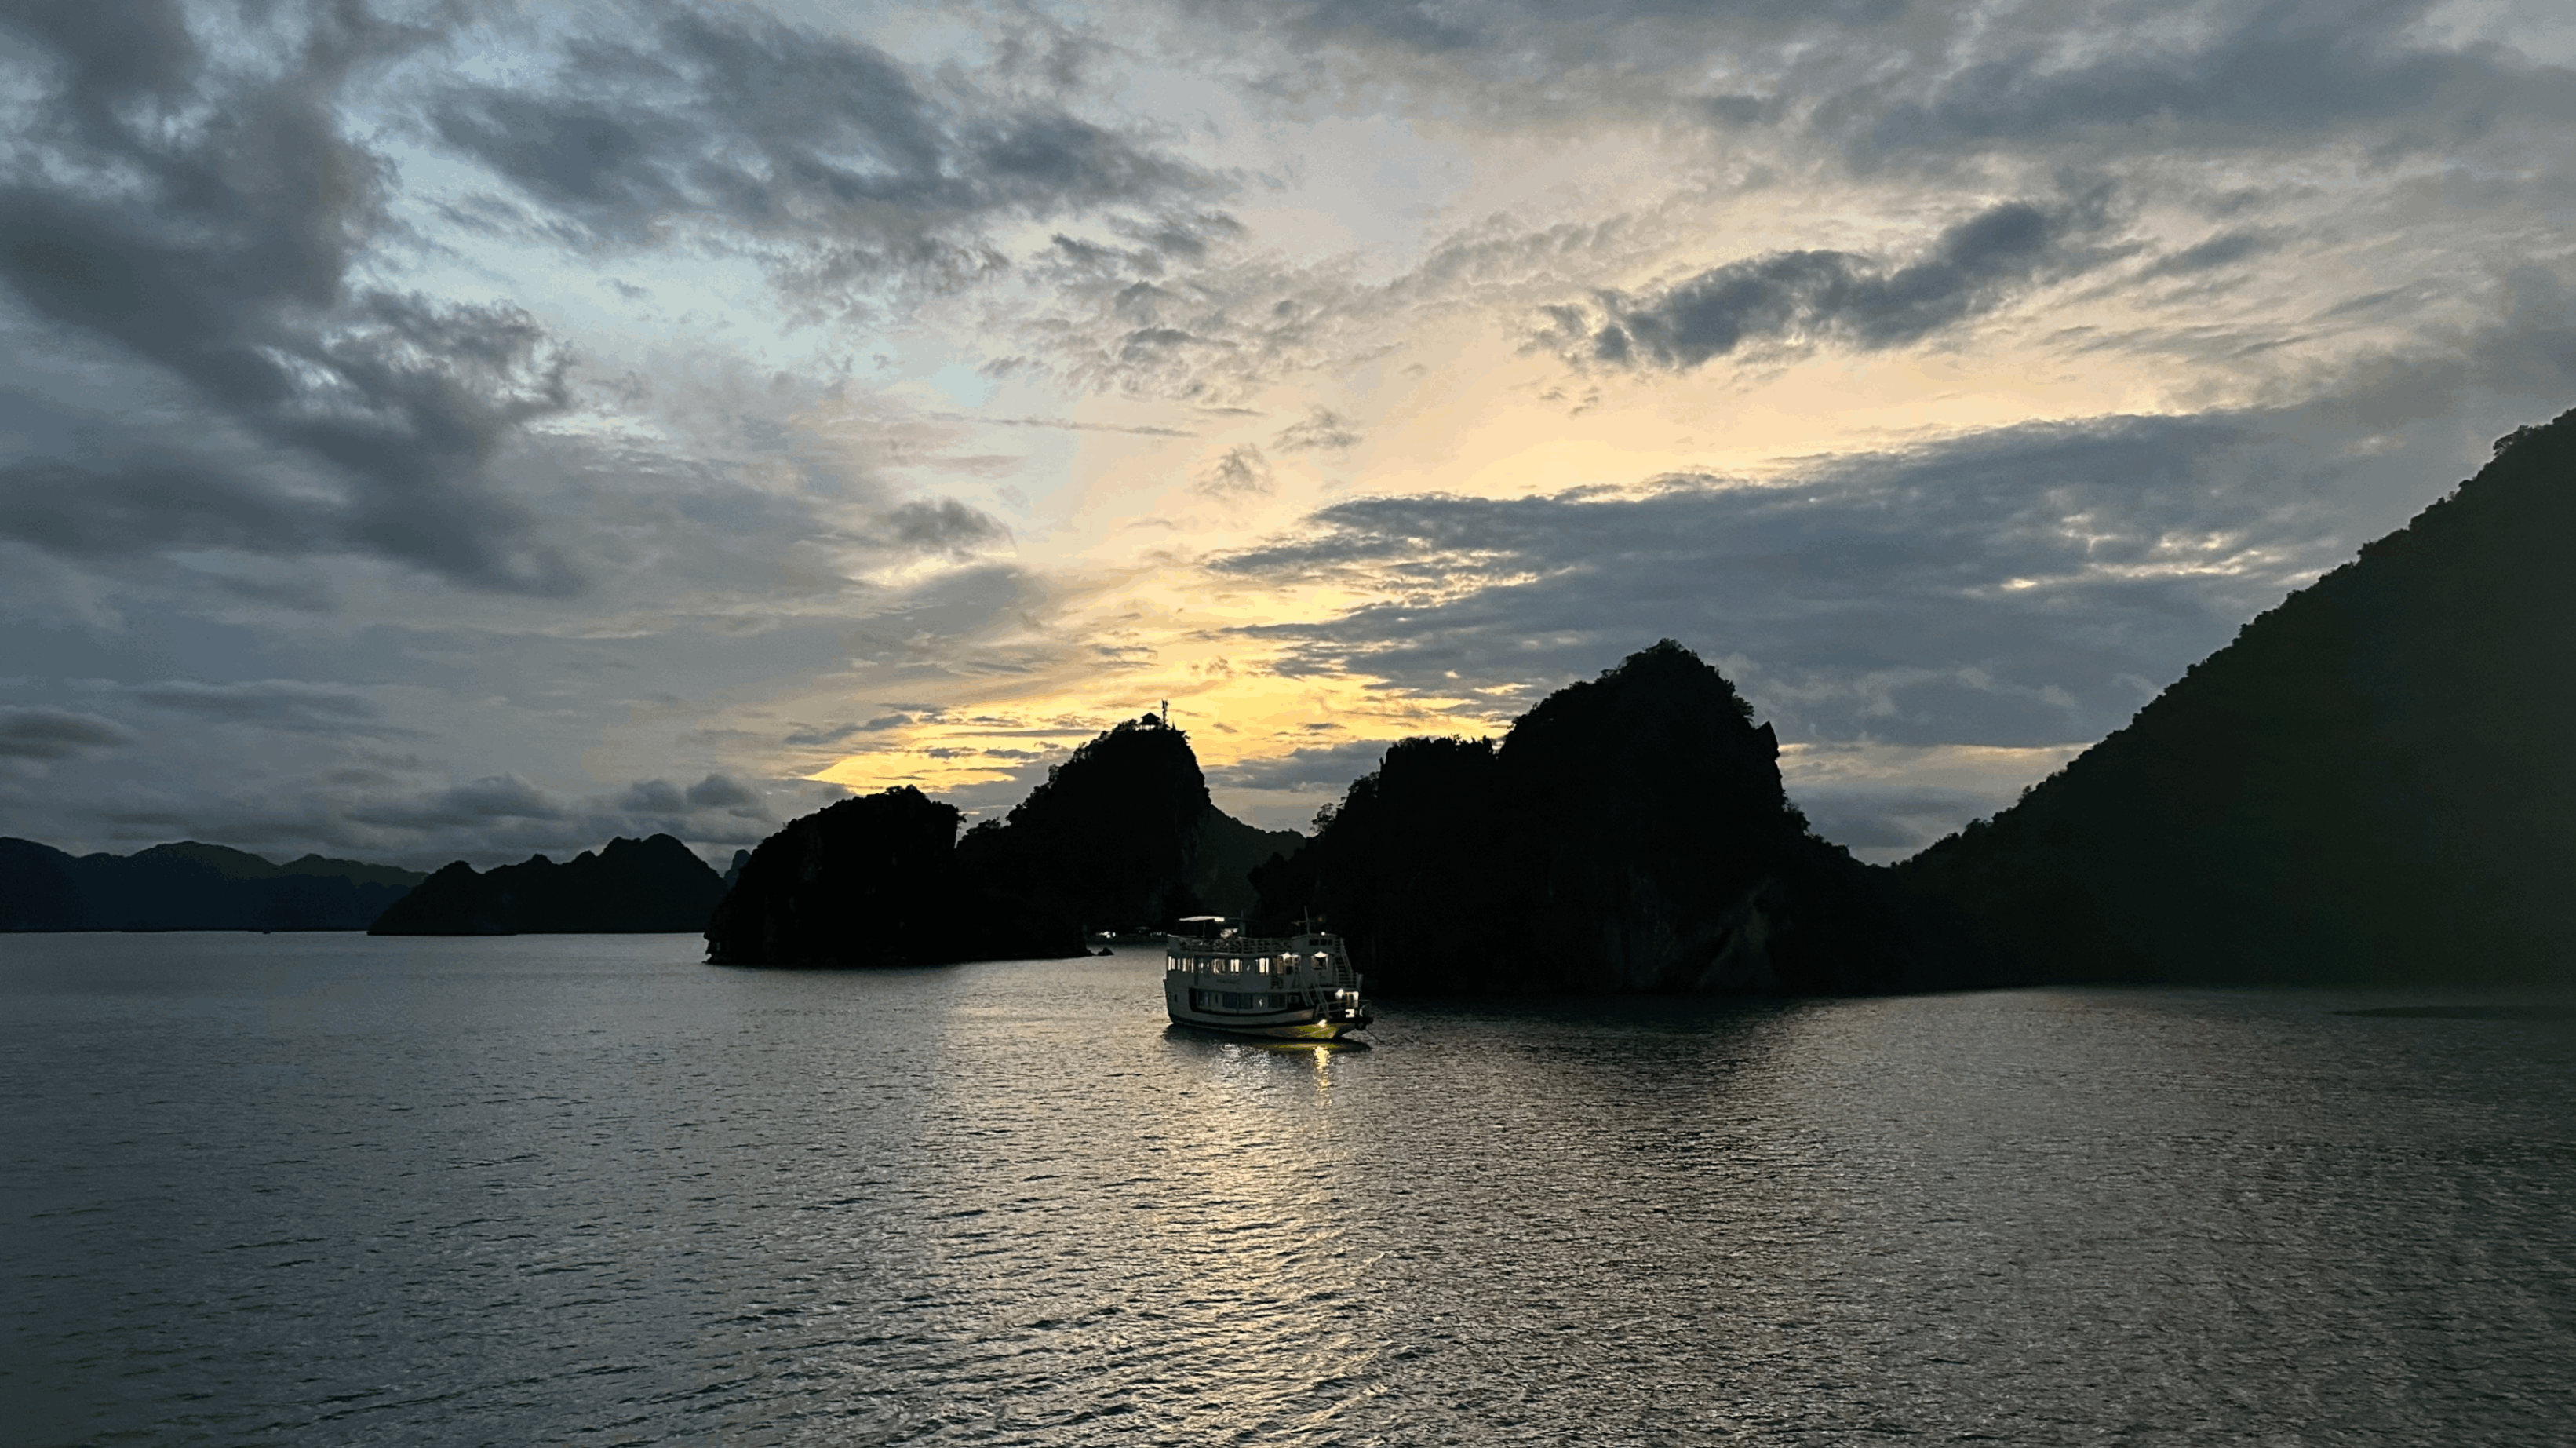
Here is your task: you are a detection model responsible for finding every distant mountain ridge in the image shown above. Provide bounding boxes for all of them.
[369,834,727,935]
[1900,407,2576,984]
[0,838,426,932]
[707,713,1302,967]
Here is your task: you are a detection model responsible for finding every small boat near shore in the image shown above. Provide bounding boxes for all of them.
[1163,917,1371,1040]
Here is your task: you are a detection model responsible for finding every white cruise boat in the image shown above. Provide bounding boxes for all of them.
[1163,917,1371,1040]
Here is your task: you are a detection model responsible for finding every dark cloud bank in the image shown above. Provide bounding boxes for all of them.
[1203,403,2519,852]
[1538,197,2115,370]
[0,706,138,761]
[1189,0,2573,165]
[0,0,581,593]
[0,0,1215,605]
[1214,413,2339,743]
[0,0,1227,870]
[428,4,1220,297]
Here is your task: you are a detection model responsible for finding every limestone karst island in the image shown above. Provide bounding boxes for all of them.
[6,410,2573,999]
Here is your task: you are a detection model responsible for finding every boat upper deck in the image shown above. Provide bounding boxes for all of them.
[1164,932,1338,960]
[1163,932,1357,994]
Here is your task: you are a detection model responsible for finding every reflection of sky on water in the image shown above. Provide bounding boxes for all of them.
[9,941,2575,1445]
[871,952,1394,1439]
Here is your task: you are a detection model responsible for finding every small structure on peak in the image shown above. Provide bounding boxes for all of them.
[704,715,1299,968]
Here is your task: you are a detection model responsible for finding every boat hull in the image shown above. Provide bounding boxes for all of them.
[1165,1008,1372,1041]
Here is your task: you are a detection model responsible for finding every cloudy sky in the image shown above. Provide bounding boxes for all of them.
[2,0,2571,870]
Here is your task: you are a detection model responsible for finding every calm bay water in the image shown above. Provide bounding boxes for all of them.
[4,934,2573,1446]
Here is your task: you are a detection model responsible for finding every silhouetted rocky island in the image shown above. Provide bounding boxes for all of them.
[706,714,1300,967]
[1250,640,1973,995]
[0,838,424,932]
[305,407,2576,981]
[1900,407,2576,986]
[369,833,726,935]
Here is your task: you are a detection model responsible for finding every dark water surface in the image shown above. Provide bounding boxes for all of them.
[5,935,2574,1446]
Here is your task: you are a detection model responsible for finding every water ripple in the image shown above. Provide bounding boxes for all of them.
[5,937,2574,1445]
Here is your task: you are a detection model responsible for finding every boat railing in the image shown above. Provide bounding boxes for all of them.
[1164,935,1328,958]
